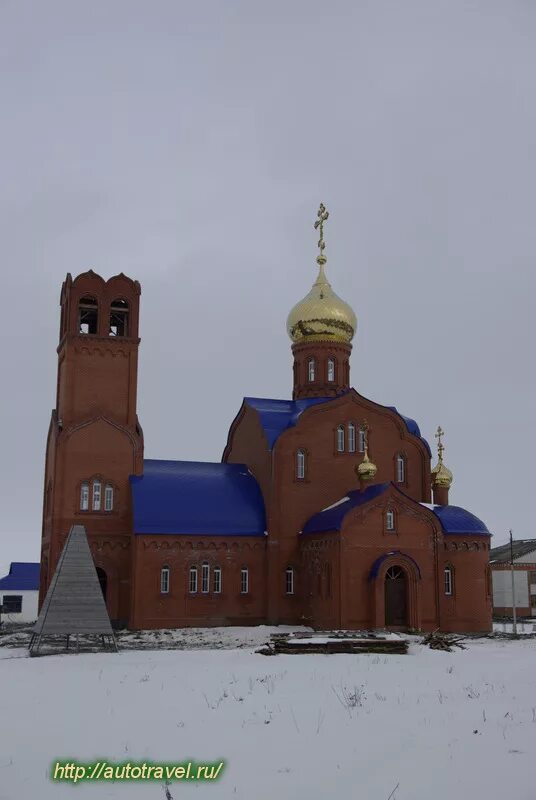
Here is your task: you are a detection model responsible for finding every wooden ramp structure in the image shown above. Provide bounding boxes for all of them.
[30,525,117,656]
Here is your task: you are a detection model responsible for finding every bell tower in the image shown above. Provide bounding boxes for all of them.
[40,270,144,626]
[287,205,356,399]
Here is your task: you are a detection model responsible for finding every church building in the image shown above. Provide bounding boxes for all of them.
[39,206,492,632]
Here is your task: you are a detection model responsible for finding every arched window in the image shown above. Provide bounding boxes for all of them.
[358,426,366,453]
[308,358,315,382]
[160,566,170,594]
[78,296,98,335]
[327,358,335,382]
[92,480,101,511]
[104,484,114,512]
[201,562,210,593]
[396,454,406,483]
[337,425,345,452]
[80,482,89,511]
[444,566,454,596]
[240,567,249,594]
[285,567,294,595]
[386,509,395,531]
[189,566,198,593]
[109,298,129,337]
[296,449,306,480]
[348,423,356,453]
[213,566,222,594]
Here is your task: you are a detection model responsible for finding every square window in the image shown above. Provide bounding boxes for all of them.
[2,595,22,613]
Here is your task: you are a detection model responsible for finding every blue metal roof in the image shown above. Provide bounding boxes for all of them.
[302,483,391,534]
[244,396,332,449]
[243,396,431,455]
[130,460,266,536]
[0,562,40,591]
[386,406,432,456]
[423,504,490,536]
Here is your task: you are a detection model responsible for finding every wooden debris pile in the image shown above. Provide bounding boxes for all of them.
[421,630,466,652]
[257,632,408,656]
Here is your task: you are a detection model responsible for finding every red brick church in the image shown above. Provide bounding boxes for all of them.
[39,206,492,632]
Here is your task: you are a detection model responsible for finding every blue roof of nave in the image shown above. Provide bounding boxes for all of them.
[130,460,266,536]
[302,484,490,536]
[244,396,431,455]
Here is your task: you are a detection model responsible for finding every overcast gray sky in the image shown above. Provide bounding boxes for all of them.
[0,0,533,576]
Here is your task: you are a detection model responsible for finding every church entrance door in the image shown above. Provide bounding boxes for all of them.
[384,566,408,627]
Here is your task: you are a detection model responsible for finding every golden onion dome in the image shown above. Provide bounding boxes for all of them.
[431,460,453,488]
[287,260,357,344]
[356,452,378,482]
[431,426,453,488]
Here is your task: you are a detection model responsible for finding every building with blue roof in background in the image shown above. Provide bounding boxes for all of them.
[39,206,492,633]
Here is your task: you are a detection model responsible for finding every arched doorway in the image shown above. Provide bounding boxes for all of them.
[96,567,107,602]
[384,566,408,627]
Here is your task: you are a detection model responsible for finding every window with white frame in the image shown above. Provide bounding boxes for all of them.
[240,567,249,594]
[337,425,345,452]
[444,567,453,596]
[201,562,210,593]
[358,426,366,453]
[189,566,198,593]
[327,358,335,382]
[386,509,395,531]
[104,484,114,511]
[92,480,101,511]
[308,358,315,382]
[296,449,306,480]
[285,567,294,595]
[80,482,89,511]
[213,566,222,594]
[396,455,406,483]
[160,566,170,594]
[348,422,356,453]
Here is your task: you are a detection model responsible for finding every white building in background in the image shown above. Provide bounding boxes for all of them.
[0,562,40,623]
[490,540,536,617]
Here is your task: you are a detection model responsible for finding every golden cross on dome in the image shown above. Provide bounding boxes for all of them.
[361,419,369,449]
[435,426,445,461]
[314,203,329,264]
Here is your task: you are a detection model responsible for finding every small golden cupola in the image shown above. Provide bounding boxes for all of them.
[356,421,378,484]
[431,426,453,505]
[288,205,357,400]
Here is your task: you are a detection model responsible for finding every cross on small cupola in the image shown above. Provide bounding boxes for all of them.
[431,424,453,505]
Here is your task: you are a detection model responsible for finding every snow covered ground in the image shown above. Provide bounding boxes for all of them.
[0,630,534,800]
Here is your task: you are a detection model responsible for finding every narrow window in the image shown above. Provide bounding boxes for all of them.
[396,455,406,483]
[78,296,98,335]
[189,566,198,593]
[348,422,356,453]
[386,510,395,531]
[80,482,89,511]
[104,484,114,512]
[296,449,306,480]
[160,567,170,594]
[337,425,345,452]
[213,567,222,594]
[358,426,366,453]
[201,562,210,593]
[109,298,129,337]
[308,358,315,382]
[444,567,453,596]
[327,358,335,382]
[92,480,101,511]
[285,567,294,595]
[240,567,249,594]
